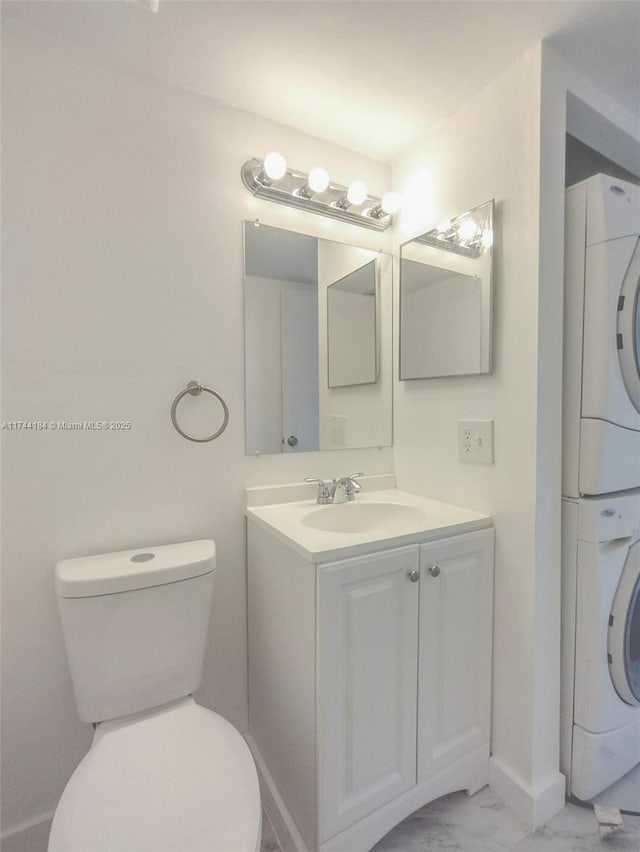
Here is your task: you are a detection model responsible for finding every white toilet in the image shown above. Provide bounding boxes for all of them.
[49,539,261,852]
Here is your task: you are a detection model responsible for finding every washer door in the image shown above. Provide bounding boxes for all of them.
[617,238,640,414]
[608,540,640,705]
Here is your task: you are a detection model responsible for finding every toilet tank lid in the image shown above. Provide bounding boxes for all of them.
[55,540,216,598]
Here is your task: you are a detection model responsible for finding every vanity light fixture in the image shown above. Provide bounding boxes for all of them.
[296,166,330,199]
[457,219,478,242]
[262,151,287,182]
[241,155,400,231]
[308,167,330,194]
[333,181,368,211]
[346,181,368,206]
[369,191,403,219]
[416,200,494,259]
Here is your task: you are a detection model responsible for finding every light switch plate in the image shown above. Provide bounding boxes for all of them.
[458,419,494,464]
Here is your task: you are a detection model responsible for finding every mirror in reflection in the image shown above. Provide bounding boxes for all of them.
[243,222,392,455]
[400,199,494,380]
[327,260,378,388]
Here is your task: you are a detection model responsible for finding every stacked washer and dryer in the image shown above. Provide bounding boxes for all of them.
[561,173,640,810]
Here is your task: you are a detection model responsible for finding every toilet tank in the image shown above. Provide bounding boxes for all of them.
[55,540,215,723]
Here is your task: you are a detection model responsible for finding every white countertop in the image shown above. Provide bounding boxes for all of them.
[245,488,492,562]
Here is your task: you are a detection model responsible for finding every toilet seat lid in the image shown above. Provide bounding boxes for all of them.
[49,699,261,852]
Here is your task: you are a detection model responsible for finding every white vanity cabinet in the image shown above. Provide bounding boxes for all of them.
[417,533,494,783]
[246,497,493,852]
[318,545,420,840]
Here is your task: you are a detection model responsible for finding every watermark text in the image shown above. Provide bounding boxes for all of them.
[2,420,132,431]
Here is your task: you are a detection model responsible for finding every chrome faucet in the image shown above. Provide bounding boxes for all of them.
[304,477,332,504]
[305,473,362,505]
[331,474,362,504]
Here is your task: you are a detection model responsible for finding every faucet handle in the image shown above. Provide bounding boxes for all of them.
[331,473,362,503]
[305,477,332,504]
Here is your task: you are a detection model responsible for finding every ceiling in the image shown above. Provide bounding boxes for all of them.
[4,1,639,162]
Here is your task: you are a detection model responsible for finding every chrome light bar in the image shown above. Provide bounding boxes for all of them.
[241,158,394,232]
[415,200,494,259]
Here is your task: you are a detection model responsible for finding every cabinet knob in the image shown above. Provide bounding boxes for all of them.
[429,564,441,578]
[408,568,420,583]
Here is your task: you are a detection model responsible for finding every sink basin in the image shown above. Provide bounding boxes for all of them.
[246,487,491,561]
[301,501,428,534]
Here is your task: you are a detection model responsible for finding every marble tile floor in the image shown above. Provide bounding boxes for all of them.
[260,787,640,852]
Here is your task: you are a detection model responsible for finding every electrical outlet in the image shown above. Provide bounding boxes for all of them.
[331,415,347,446]
[458,419,494,464]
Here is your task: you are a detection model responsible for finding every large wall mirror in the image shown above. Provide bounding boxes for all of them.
[243,222,392,454]
[399,199,494,379]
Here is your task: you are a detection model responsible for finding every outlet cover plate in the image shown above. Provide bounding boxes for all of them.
[458,419,494,464]
[331,415,347,446]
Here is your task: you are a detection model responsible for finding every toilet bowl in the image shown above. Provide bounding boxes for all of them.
[49,540,261,852]
[49,698,261,852]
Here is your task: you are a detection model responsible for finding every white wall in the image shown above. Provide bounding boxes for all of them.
[392,45,566,825]
[0,20,393,836]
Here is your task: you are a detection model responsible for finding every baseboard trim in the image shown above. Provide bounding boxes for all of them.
[489,756,566,827]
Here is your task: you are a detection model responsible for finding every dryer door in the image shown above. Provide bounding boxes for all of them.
[617,237,640,414]
[582,235,640,432]
[608,539,640,705]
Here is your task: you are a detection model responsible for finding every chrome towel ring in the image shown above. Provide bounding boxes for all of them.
[170,381,229,443]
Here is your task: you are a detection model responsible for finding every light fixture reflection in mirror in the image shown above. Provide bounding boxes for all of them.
[243,222,393,454]
[399,199,494,380]
[417,200,493,259]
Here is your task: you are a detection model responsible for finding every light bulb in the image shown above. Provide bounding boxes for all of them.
[458,219,478,242]
[381,192,401,215]
[263,152,287,180]
[347,181,368,206]
[308,167,329,193]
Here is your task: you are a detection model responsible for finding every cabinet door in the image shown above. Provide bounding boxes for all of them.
[318,545,419,842]
[418,529,494,783]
